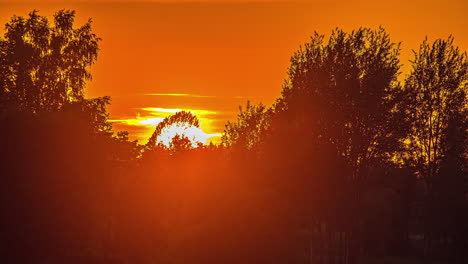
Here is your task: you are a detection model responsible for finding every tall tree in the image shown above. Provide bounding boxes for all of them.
[404,36,467,259]
[222,101,272,151]
[276,27,406,180]
[404,36,467,189]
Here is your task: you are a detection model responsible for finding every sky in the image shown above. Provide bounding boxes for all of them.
[1,0,467,143]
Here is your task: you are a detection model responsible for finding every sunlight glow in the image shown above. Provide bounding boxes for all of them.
[141,107,217,116]
[146,93,216,98]
[157,121,220,147]
[109,117,165,127]
[141,107,182,113]
[110,107,221,144]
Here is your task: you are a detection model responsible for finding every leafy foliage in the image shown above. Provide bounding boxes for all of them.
[275,27,406,179]
[0,9,100,113]
[169,134,194,153]
[222,101,272,151]
[404,36,468,183]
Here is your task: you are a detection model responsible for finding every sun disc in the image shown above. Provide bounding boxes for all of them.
[156,121,210,148]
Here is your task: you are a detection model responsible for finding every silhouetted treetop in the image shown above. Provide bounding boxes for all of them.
[0,9,100,113]
[275,27,406,179]
[222,101,272,151]
[146,111,201,151]
[404,36,467,182]
[169,134,194,153]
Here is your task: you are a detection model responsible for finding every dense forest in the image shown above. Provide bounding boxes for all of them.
[1,10,467,264]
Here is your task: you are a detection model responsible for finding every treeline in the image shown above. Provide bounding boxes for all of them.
[0,10,467,264]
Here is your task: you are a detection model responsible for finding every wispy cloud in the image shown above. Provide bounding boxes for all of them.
[141,107,218,116]
[109,116,165,127]
[146,93,216,98]
[145,93,255,100]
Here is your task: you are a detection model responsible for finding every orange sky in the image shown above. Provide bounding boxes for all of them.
[1,0,467,143]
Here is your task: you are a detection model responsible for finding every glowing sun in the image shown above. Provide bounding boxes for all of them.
[156,121,211,147]
[145,111,220,149]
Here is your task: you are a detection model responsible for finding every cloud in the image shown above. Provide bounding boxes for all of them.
[146,93,216,98]
[145,93,255,100]
[141,107,218,116]
[109,116,165,127]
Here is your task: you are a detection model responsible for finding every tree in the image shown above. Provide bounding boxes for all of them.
[169,134,194,153]
[258,27,409,263]
[404,36,467,189]
[402,36,467,261]
[0,12,141,261]
[0,9,100,114]
[145,111,201,151]
[222,101,272,151]
[276,27,406,180]
[58,96,112,134]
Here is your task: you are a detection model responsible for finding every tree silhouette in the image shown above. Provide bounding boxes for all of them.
[145,111,201,151]
[251,27,412,263]
[0,9,100,114]
[0,11,137,263]
[169,134,194,153]
[404,36,467,189]
[276,27,406,180]
[403,37,467,259]
[222,100,272,151]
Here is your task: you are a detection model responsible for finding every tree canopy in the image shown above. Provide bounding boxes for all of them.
[275,27,407,179]
[404,36,467,183]
[222,101,271,151]
[0,9,100,114]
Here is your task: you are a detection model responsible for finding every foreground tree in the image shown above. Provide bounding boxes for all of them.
[222,101,272,151]
[404,36,467,189]
[0,9,100,114]
[276,27,407,180]
[0,11,140,262]
[251,27,412,263]
[404,36,468,260]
